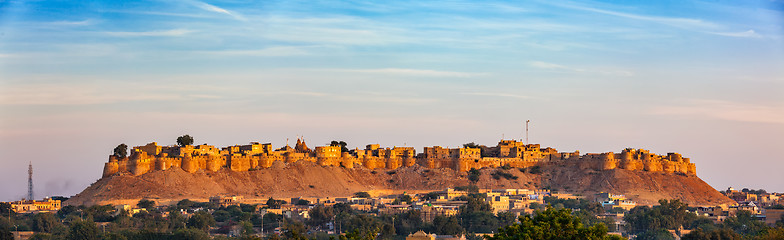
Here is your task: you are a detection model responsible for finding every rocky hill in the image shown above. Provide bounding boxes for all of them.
[66,160,733,207]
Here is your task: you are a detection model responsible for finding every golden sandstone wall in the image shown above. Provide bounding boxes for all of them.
[102,140,697,178]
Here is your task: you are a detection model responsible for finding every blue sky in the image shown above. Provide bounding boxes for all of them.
[0,0,782,201]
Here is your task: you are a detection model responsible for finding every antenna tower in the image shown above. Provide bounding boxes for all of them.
[525,120,530,144]
[28,162,34,200]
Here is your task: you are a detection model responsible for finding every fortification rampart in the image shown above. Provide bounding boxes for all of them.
[103,139,698,177]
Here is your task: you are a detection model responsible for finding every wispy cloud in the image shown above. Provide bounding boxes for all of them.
[708,29,762,38]
[262,90,437,104]
[550,1,718,29]
[529,61,634,77]
[327,68,486,78]
[197,46,313,57]
[186,0,246,21]
[49,19,93,26]
[461,92,533,99]
[0,84,221,105]
[651,99,784,124]
[105,29,194,37]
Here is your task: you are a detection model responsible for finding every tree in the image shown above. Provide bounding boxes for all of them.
[353,192,371,198]
[137,199,155,209]
[454,185,479,193]
[67,219,100,240]
[636,228,675,240]
[331,141,349,152]
[171,228,210,240]
[755,227,784,240]
[187,211,216,232]
[488,207,620,240]
[468,168,481,183]
[175,199,195,210]
[113,144,128,158]
[0,228,11,240]
[32,213,62,233]
[307,205,334,227]
[681,227,740,240]
[721,210,768,236]
[176,135,194,146]
[266,197,284,209]
[432,215,464,235]
[239,221,255,236]
[624,199,694,235]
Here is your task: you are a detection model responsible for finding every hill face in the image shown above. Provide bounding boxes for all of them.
[66,161,733,207]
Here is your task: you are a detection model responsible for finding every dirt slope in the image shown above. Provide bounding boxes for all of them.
[66,161,733,207]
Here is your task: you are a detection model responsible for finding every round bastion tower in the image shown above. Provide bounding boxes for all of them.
[181,154,198,173]
[103,155,120,177]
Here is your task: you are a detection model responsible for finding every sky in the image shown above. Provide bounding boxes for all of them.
[0,0,782,202]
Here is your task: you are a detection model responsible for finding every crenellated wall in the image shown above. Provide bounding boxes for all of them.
[102,141,698,177]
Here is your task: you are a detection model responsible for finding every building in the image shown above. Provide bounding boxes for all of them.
[209,196,244,207]
[8,198,61,213]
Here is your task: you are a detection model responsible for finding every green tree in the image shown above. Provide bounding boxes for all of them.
[137,199,155,209]
[488,207,621,240]
[681,227,740,240]
[171,228,210,240]
[212,210,230,222]
[496,211,517,228]
[266,197,284,209]
[353,192,371,198]
[32,213,62,233]
[755,227,784,240]
[176,199,195,210]
[187,211,215,232]
[67,219,100,240]
[721,210,769,236]
[113,144,128,158]
[239,220,255,236]
[282,220,308,240]
[468,168,481,183]
[432,215,464,235]
[636,228,675,240]
[176,135,194,146]
[454,185,480,193]
[307,205,334,227]
[624,199,694,235]
[330,141,349,152]
[0,203,13,218]
[457,196,498,233]
[0,228,11,240]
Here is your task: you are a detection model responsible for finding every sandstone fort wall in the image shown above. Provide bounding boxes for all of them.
[103,139,697,177]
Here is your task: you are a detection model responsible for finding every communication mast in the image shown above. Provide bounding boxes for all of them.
[525,120,530,144]
[28,162,34,200]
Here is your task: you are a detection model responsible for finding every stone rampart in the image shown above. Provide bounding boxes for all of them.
[102,141,698,177]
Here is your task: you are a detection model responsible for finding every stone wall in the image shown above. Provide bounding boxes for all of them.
[102,142,698,177]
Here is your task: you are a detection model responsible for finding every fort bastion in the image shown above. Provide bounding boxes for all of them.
[102,139,697,178]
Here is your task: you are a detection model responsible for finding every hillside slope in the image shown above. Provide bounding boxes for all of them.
[66,161,733,207]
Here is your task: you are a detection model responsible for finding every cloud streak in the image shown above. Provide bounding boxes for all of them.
[326,68,486,78]
[105,29,194,37]
[529,61,634,77]
[708,29,762,38]
[461,92,533,99]
[187,0,246,21]
[549,1,718,29]
[651,99,784,124]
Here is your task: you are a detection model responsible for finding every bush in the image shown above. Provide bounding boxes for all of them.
[468,168,481,183]
[491,170,518,180]
[354,192,371,198]
[529,165,542,174]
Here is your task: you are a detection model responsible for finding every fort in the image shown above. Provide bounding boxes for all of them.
[102,138,697,178]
